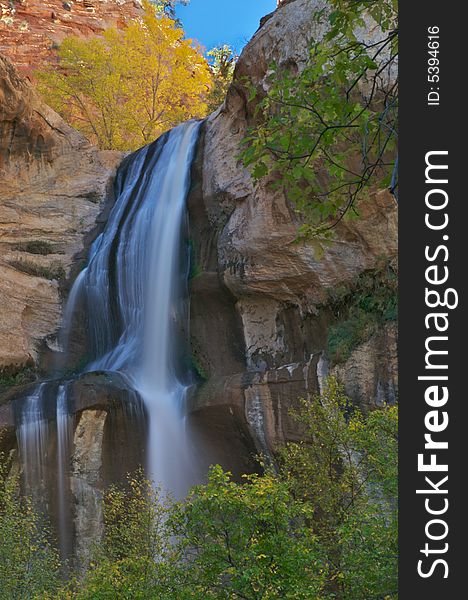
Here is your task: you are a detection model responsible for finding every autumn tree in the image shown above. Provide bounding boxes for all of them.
[150,0,190,23]
[61,475,180,599]
[37,0,211,151]
[277,377,397,599]
[206,45,237,112]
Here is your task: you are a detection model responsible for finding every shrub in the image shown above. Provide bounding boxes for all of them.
[9,259,65,281]
[14,240,56,255]
[0,457,61,598]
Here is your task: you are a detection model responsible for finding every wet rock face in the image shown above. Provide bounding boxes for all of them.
[69,385,146,566]
[331,322,398,412]
[188,0,398,454]
[0,55,122,373]
[0,0,143,80]
[71,408,107,565]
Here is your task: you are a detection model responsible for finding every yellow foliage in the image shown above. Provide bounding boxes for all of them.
[36,1,212,151]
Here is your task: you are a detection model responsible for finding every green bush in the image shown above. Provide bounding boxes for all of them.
[0,367,36,393]
[14,241,56,255]
[328,308,378,364]
[9,259,65,281]
[0,457,61,599]
[279,378,397,599]
[191,354,208,381]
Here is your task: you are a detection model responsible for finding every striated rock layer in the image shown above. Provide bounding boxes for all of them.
[0,54,122,373]
[0,0,143,80]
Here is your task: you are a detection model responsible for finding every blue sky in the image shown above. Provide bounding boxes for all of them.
[176,0,277,53]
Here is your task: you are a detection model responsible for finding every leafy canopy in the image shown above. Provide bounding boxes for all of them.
[206,45,238,112]
[37,1,212,151]
[150,0,190,21]
[278,377,397,599]
[171,466,327,599]
[241,0,398,239]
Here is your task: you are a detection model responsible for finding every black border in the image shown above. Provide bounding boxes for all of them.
[399,1,467,595]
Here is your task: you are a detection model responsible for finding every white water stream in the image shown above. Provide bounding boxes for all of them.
[16,121,202,553]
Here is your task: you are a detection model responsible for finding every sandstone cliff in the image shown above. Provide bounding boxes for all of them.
[0,54,122,375]
[187,0,398,454]
[0,1,398,557]
[0,0,143,79]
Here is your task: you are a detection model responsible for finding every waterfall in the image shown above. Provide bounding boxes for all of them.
[56,383,73,559]
[15,120,202,553]
[17,383,49,498]
[64,120,201,494]
[16,381,74,560]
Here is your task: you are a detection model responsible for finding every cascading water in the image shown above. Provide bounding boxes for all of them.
[56,383,73,559]
[73,120,201,494]
[15,120,202,553]
[16,381,74,559]
[17,383,49,498]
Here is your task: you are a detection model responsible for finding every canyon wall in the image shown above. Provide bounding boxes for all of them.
[187,0,397,455]
[0,0,143,79]
[0,54,122,375]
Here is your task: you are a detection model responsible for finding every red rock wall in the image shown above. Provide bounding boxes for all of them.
[0,0,143,79]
